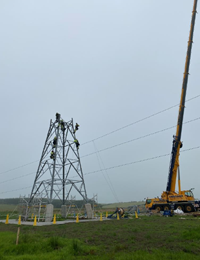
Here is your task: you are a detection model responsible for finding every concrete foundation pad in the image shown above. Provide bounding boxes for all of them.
[85,203,93,219]
[61,205,67,218]
[45,204,54,222]
[0,218,111,226]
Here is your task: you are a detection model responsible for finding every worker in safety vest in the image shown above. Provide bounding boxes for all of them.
[53,137,57,148]
[73,123,79,134]
[60,120,65,131]
[74,139,80,149]
[56,113,60,122]
[50,150,55,160]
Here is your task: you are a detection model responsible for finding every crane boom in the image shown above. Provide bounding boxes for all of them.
[166,0,198,193]
[145,0,199,213]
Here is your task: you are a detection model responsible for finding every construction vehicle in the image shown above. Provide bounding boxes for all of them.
[146,0,199,213]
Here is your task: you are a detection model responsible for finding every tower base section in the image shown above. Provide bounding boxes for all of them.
[45,204,54,222]
[61,205,67,218]
[85,203,93,219]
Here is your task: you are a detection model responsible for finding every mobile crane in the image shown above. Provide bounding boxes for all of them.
[146,0,199,213]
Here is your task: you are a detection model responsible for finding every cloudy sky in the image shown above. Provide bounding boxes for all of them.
[0,0,200,203]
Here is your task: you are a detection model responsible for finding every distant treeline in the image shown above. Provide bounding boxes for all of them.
[0,198,101,208]
[0,198,20,205]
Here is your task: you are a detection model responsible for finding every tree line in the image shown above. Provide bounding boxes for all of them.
[0,198,101,208]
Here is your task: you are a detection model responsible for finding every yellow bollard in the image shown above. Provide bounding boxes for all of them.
[100,213,103,221]
[33,216,37,226]
[135,211,138,219]
[106,211,108,218]
[31,213,34,219]
[53,214,56,224]
[5,214,9,224]
[18,215,21,225]
[117,213,120,220]
[76,214,79,223]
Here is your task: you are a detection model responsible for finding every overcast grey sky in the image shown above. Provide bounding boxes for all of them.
[0,0,199,203]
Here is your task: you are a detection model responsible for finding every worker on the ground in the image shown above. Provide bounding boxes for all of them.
[74,139,80,149]
[73,123,79,134]
[53,137,57,148]
[116,207,125,218]
[50,150,55,160]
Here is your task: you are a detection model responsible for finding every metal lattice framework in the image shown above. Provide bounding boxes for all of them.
[19,196,47,221]
[29,114,88,205]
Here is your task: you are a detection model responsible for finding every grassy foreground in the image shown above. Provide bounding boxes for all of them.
[0,215,200,260]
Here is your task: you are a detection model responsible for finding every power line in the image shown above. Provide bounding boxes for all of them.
[1,145,199,196]
[181,146,200,153]
[0,186,32,195]
[82,94,200,145]
[0,115,199,179]
[0,172,35,185]
[1,94,200,177]
[81,116,200,159]
[0,160,39,176]
[83,146,200,176]
[93,141,119,202]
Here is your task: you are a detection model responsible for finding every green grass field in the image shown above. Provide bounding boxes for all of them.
[0,204,19,220]
[0,215,200,259]
[0,204,17,212]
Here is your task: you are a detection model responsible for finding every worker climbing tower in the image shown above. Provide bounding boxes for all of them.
[28,113,88,219]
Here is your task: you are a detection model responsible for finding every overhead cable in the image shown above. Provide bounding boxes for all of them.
[1,94,200,176]
[1,115,200,178]
[82,94,200,145]
[0,186,32,195]
[0,172,35,185]
[83,146,200,176]
[93,141,120,202]
[1,145,199,195]
[81,116,200,158]
[0,160,39,175]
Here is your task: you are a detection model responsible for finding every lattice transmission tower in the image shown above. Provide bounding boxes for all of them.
[29,113,88,206]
